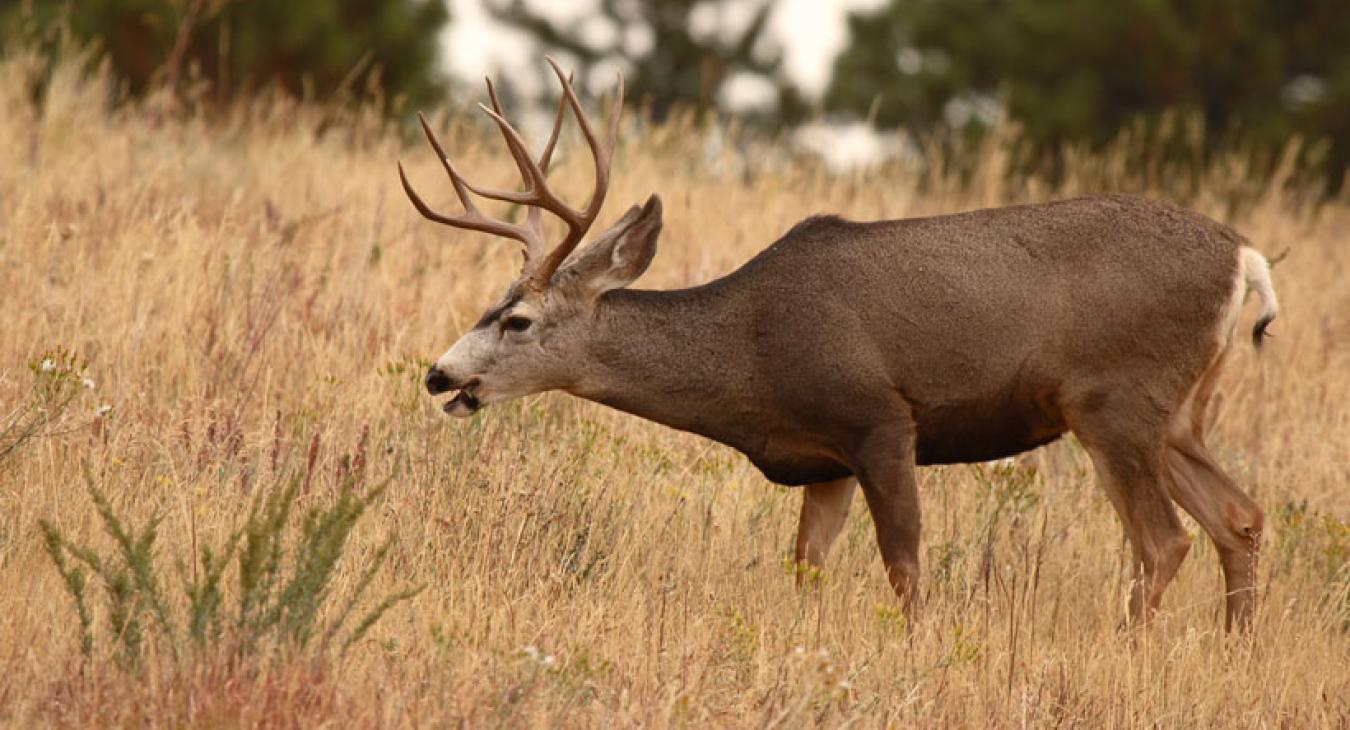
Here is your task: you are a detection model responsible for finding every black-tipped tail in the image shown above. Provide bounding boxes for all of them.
[1240,247,1280,353]
[1252,313,1275,351]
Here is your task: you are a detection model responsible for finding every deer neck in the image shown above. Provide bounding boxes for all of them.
[568,286,756,446]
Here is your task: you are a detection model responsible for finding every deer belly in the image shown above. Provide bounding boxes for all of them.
[747,456,853,487]
[743,434,853,487]
[913,401,1065,465]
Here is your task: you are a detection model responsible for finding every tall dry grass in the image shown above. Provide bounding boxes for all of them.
[1,51,1348,727]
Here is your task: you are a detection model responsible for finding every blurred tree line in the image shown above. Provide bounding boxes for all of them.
[827,0,1350,192]
[0,0,448,110]
[4,0,1350,190]
[488,0,1350,192]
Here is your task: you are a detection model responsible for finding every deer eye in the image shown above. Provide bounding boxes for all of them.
[502,315,533,333]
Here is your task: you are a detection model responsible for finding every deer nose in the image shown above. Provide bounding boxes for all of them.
[425,367,454,395]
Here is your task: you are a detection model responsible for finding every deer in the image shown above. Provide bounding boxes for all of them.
[399,60,1279,630]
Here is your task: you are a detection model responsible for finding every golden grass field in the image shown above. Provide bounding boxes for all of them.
[1,55,1348,727]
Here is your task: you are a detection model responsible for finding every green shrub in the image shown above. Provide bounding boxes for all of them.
[39,468,423,669]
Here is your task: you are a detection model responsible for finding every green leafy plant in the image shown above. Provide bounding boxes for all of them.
[39,467,423,669]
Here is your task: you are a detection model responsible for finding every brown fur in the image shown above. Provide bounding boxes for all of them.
[561,193,1270,626]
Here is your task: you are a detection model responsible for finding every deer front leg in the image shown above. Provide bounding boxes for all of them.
[852,423,922,611]
[794,478,857,585]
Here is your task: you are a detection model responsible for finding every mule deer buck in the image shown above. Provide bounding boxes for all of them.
[401,60,1279,630]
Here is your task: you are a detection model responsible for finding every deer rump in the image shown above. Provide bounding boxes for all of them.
[684,194,1244,487]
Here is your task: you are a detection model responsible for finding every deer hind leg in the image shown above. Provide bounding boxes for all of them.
[1069,404,1193,625]
[1164,442,1262,629]
[793,477,857,585]
[1163,353,1264,629]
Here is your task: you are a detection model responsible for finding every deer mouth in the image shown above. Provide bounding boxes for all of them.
[443,381,482,417]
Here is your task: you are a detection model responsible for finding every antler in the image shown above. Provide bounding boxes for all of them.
[398,57,624,289]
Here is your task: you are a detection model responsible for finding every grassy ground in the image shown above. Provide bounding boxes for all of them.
[1,55,1348,727]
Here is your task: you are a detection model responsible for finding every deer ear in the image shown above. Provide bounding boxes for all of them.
[565,194,663,296]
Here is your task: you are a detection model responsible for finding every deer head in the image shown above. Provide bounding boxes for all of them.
[400,59,663,417]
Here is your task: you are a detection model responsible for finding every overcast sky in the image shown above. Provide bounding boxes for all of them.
[440,0,884,103]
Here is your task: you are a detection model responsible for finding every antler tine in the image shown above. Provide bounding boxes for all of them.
[399,112,544,252]
[482,77,549,204]
[525,71,574,238]
[415,112,482,216]
[472,74,572,202]
[537,71,573,175]
[544,58,605,220]
[482,73,569,178]
[484,76,505,115]
[479,73,575,238]
[472,104,575,212]
[528,59,624,284]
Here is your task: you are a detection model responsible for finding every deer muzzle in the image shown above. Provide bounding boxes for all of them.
[425,366,482,417]
[425,367,454,395]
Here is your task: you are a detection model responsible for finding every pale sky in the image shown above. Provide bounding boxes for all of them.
[440,0,885,104]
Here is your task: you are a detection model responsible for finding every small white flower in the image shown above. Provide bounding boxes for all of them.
[542,655,556,667]
[40,358,54,372]
[95,404,112,416]
[82,378,96,390]
[837,680,852,690]
[522,645,540,660]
